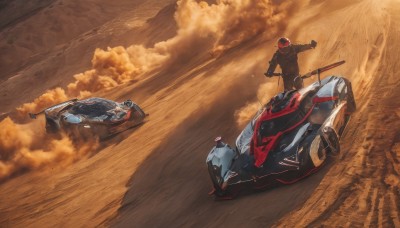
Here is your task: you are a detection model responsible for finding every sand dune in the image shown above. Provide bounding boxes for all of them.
[0,0,399,227]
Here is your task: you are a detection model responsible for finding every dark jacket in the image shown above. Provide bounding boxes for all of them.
[266,43,314,76]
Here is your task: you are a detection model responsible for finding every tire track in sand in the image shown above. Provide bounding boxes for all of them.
[276,0,400,226]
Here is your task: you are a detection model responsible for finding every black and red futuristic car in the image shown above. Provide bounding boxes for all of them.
[29,97,147,139]
[206,62,356,199]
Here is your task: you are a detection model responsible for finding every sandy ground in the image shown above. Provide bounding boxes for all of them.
[0,0,399,227]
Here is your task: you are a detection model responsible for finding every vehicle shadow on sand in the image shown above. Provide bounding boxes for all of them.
[89,121,149,157]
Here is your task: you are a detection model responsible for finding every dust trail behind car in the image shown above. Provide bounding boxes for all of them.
[1,0,399,227]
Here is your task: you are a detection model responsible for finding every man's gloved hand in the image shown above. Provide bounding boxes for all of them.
[310,40,317,48]
[264,72,273,78]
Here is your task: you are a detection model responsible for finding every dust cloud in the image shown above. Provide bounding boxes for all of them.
[234,81,278,127]
[67,46,169,98]
[1,0,295,180]
[18,0,295,116]
[0,117,98,180]
[174,0,293,54]
[16,87,69,118]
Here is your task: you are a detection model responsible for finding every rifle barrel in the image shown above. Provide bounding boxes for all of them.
[301,60,345,79]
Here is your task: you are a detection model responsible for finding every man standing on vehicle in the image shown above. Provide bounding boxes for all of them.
[264,37,317,91]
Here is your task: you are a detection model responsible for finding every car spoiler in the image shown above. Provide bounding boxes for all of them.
[29,98,78,119]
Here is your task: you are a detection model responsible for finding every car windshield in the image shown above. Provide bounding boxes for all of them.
[259,111,304,137]
[71,99,117,117]
[259,93,314,137]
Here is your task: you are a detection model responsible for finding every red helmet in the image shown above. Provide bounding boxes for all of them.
[277,37,291,53]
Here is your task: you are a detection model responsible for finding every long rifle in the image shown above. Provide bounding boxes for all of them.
[300,60,346,85]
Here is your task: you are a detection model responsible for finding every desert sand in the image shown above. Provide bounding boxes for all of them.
[0,0,399,227]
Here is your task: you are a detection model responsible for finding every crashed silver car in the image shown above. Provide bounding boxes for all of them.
[29,97,147,139]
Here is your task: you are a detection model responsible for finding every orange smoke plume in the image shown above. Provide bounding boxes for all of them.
[174,0,294,55]
[16,0,294,116]
[67,46,168,97]
[16,88,68,118]
[0,117,98,180]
